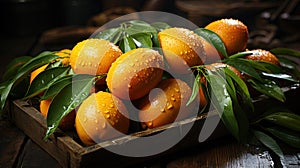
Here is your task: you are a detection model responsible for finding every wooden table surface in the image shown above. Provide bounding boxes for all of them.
[1,116,299,168]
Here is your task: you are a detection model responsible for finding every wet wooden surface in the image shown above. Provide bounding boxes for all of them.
[1,117,299,168]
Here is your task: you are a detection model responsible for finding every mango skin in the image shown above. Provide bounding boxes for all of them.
[139,78,196,129]
[106,48,164,100]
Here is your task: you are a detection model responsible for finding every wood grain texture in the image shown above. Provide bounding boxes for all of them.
[16,140,61,168]
[166,137,275,168]
[0,119,26,168]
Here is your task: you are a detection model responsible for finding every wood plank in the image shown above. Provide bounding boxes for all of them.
[0,119,26,168]
[16,139,61,168]
[9,100,70,167]
[166,137,275,168]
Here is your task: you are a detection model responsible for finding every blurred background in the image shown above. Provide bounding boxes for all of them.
[0,0,299,78]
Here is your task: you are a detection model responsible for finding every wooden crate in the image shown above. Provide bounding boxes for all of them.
[8,100,228,167]
[7,86,300,167]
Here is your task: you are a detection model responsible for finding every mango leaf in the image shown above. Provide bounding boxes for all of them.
[18,51,57,73]
[152,32,160,48]
[10,77,30,99]
[45,74,95,139]
[40,75,74,100]
[276,56,300,78]
[94,27,121,42]
[207,70,239,140]
[228,51,254,59]
[261,112,300,132]
[271,47,300,58]
[277,56,299,70]
[265,127,300,149]
[119,36,136,53]
[112,30,123,44]
[131,33,153,48]
[186,73,200,106]
[223,68,251,142]
[0,51,59,110]
[194,28,228,58]
[45,59,64,70]
[23,67,70,99]
[224,58,264,82]
[2,56,32,81]
[151,22,171,32]
[253,130,284,158]
[224,67,251,98]
[124,20,156,35]
[248,78,285,102]
[261,72,299,82]
[246,60,282,74]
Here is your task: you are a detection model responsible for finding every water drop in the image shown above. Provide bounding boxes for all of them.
[102,122,106,128]
[171,97,176,101]
[41,80,45,84]
[167,104,174,110]
[105,114,110,119]
[83,117,87,122]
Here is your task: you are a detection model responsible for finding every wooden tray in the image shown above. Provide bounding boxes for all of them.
[7,85,300,168]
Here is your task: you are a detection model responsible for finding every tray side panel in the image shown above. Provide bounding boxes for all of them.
[9,100,70,167]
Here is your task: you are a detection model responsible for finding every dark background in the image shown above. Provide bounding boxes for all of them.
[0,0,299,79]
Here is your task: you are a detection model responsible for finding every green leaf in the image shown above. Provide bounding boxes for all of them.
[265,127,300,148]
[261,72,299,82]
[0,52,59,110]
[112,30,123,44]
[247,61,282,74]
[151,32,160,48]
[0,82,13,110]
[228,51,254,59]
[224,58,263,82]
[248,79,285,102]
[277,56,299,70]
[131,33,153,48]
[10,77,30,99]
[253,130,284,158]
[40,75,74,100]
[207,70,239,140]
[271,47,300,58]
[224,67,251,98]
[151,22,171,32]
[23,67,70,99]
[2,56,32,81]
[94,27,121,42]
[186,73,200,106]
[119,36,136,53]
[223,68,251,142]
[45,74,95,139]
[124,21,156,36]
[262,112,300,132]
[18,51,57,73]
[194,28,228,58]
